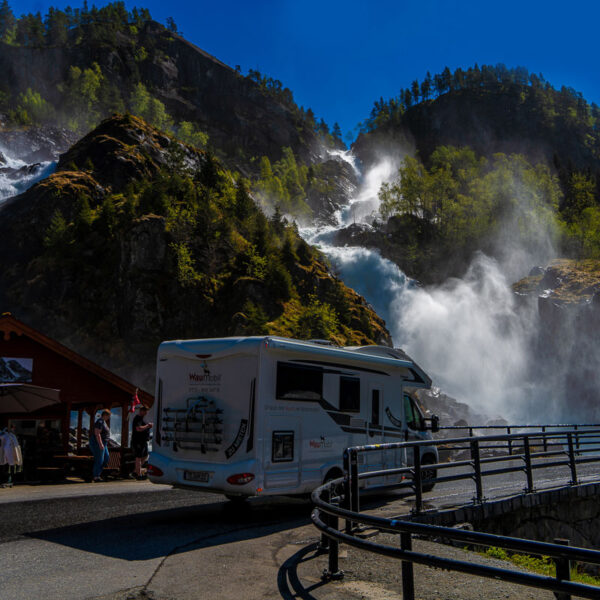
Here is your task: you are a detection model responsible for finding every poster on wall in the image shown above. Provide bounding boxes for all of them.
[0,357,33,383]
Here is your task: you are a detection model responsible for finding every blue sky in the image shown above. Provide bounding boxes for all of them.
[14,0,600,140]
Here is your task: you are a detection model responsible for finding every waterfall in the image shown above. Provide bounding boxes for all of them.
[0,145,56,204]
[300,152,558,422]
[301,151,413,338]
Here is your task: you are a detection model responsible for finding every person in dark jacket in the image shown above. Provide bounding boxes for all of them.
[131,406,152,480]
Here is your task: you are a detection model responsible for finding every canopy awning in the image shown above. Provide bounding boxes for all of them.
[0,383,61,414]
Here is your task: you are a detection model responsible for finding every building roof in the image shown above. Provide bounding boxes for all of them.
[0,313,153,406]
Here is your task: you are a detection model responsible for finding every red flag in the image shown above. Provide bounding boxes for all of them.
[129,389,141,413]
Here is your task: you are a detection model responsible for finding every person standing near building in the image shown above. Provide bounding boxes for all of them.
[131,405,152,480]
[90,409,111,482]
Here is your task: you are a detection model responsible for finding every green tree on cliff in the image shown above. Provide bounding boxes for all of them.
[0,0,15,42]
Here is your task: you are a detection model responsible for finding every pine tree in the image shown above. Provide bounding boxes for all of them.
[420,72,432,100]
[411,80,420,103]
[44,7,69,46]
[332,122,342,142]
[166,16,178,34]
[0,0,15,41]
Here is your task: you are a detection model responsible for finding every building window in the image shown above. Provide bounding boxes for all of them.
[272,431,294,462]
[276,363,323,401]
[340,376,360,412]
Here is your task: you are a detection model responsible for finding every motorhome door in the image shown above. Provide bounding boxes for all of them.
[403,393,428,443]
[364,385,386,487]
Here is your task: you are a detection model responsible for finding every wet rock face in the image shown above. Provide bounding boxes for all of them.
[415,387,487,428]
[305,158,359,226]
[0,126,77,163]
[0,163,42,180]
[513,260,600,420]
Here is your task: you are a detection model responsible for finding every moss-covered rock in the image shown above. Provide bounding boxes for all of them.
[513,259,600,304]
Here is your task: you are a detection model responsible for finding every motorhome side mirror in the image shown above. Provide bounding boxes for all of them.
[430,414,440,433]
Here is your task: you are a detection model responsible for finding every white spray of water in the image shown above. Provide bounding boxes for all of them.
[0,145,56,204]
[301,151,558,421]
[393,254,539,420]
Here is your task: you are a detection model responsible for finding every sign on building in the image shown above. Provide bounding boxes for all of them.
[0,357,33,382]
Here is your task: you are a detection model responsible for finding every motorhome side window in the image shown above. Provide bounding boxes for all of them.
[276,362,323,400]
[339,376,360,412]
[403,393,424,430]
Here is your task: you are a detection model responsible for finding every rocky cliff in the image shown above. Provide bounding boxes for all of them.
[0,20,322,171]
[513,260,600,419]
[353,86,600,175]
[0,115,390,390]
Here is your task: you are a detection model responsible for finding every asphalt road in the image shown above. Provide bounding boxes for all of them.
[1,456,598,600]
[0,484,316,600]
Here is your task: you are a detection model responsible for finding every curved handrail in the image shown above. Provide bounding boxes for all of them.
[311,426,600,599]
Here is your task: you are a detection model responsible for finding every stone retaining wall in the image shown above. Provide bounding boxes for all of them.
[415,483,600,550]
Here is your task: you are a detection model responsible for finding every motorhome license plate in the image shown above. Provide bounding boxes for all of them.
[184,470,211,483]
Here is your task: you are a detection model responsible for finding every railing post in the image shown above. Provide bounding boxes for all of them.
[319,486,331,551]
[343,449,352,534]
[323,512,343,580]
[567,433,578,486]
[400,532,415,600]
[412,446,422,514]
[507,426,512,455]
[470,438,483,503]
[350,448,360,526]
[542,426,547,453]
[553,538,571,600]
[574,425,580,453]
[523,436,534,493]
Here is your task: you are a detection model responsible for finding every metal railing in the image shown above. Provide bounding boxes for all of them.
[311,427,600,599]
[439,423,600,458]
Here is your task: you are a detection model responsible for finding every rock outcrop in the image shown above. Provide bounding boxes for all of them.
[513,259,600,419]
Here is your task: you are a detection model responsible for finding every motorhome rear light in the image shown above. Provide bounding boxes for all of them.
[227,473,255,485]
[147,465,164,477]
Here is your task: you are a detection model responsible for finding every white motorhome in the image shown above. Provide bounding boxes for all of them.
[148,336,438,499]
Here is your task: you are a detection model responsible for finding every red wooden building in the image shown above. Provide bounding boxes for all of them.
[0,313,153,477]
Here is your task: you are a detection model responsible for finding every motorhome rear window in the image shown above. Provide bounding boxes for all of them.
[340,376,360,412]
[276,362,323,401]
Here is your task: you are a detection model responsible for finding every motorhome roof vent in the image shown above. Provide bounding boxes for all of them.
[307,339,339,347]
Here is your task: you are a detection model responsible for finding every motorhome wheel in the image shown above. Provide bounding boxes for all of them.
[421,455,437,492]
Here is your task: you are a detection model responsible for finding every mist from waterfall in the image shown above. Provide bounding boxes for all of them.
[302,150,559,422]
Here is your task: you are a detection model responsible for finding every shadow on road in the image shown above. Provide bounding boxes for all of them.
[277,542,329,600]
[27,496,313,561]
